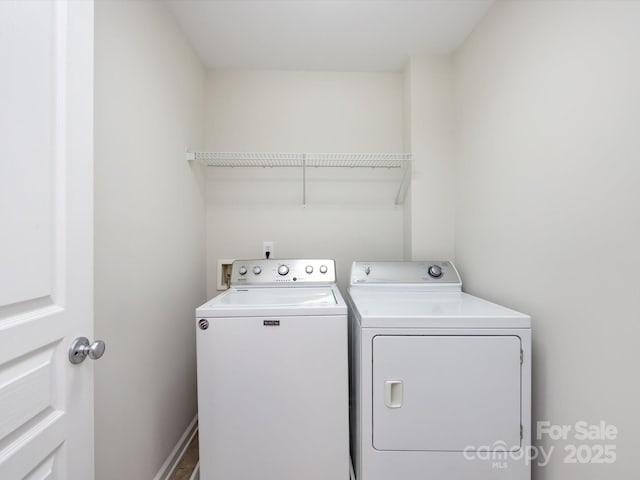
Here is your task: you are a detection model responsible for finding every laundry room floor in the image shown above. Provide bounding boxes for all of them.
[169,433,199,480]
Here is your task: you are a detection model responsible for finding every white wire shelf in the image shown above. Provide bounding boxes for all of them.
[185,151,412,204]
[187,151,411,168]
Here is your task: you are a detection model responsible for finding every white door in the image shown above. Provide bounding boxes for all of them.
[372,335,522,452]
[0,1,95,479]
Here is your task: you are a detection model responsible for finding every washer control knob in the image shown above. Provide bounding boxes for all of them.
[278,264,289,276]
[305,265,313,274]
[319,265,328,274]
[238,266,247,276]
[253,266,262,275]
[428,264,443,278]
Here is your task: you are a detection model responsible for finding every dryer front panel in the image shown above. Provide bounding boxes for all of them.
[372,335,522,452]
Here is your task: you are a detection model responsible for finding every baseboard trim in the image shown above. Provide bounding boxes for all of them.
[153,415,198,480]
[189,461,200,480]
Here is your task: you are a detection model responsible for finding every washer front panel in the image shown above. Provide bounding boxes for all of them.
[197,314,349,480]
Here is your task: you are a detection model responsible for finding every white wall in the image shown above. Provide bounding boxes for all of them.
[403,56,455,260]
[454,1,640,478]
[94,1,206,478]
[205,70,405,292]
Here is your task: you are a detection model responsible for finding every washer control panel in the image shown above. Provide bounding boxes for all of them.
[350,261,461,286]
[231,259,336,285]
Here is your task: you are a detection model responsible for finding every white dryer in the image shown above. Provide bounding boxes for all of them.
[196,259,349,480]
[346,261,531,480]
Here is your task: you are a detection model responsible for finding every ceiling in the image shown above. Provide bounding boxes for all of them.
[165,0,494,71]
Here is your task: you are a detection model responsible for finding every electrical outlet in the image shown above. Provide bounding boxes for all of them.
[263,241,274,259]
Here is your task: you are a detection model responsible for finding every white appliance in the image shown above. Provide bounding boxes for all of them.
[346,261,531,480]
[196,259,349,480]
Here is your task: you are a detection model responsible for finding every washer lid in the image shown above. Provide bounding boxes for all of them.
[220,287,337,306]
[347,290,530,328]
[197,285,347,317]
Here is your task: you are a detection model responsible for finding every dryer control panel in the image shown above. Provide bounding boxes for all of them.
[350,261,461,287]
[231,259,336,285]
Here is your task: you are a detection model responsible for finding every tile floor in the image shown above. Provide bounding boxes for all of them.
[169,433,199,480]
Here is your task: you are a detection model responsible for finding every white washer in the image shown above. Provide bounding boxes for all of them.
[196,259,349,480]
[346,261,531,480]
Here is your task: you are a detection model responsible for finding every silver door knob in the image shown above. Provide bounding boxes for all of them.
[69,337,106,364]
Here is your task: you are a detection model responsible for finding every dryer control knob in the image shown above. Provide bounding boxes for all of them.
[253,266,262,275]
[428,265,443,278]
[305,265,313,274]
[278,265,289,276]
[319,265,328,274]
[238,266,247,276]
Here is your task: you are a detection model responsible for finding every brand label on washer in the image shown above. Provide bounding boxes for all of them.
[263,320,280,326]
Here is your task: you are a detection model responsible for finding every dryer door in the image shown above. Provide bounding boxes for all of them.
[372,335,522,452]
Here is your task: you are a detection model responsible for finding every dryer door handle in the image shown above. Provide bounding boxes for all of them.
[384,380,403,408]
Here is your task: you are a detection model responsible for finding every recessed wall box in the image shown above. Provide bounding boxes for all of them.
[217,259,235,291]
